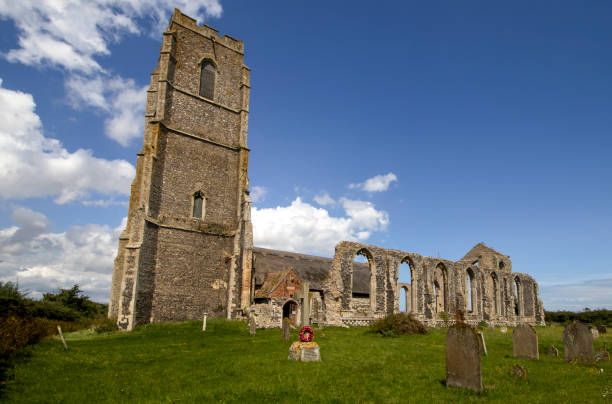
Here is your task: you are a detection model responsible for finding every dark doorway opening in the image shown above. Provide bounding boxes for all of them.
[282,300,298,326]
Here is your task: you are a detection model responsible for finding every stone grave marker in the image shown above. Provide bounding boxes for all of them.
[563,321,594,364]
[597,325,607,334]
[282,317,290,342]
[202,313,207,332]
[446,323,482,392]
[477,332,487,356]
[513,324,539,360]
[249,313,256,336]
[509,364,527,379]
[591,328,599,340]
[547,345,559,357]
[500,327,508,334]
[596,346,610,362]
[288,326,320,362]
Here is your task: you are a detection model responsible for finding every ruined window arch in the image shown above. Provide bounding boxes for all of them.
[514,277,521,316]
[433,280,440,313]
[398,257,414,313]
[351,248,376,312]
[466,268,476,313]
[199,59,216,100]
[192,191,206,219]
[433,263,448,314]
[399,286,408,312]
[491,272,499,315]
[499,261,505,270]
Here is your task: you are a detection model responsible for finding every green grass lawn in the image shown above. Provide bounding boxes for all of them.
[3,320,611,403]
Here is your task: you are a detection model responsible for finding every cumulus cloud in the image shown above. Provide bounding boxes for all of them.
[252,197,389,256]
[540,279,612,311]
[250,186,267,203]
[0,79,135,203]
[349,172,398,192]
[314,192,335,206]
[0,0,222,146]
[66,75,148,146]
[0,207,126,302]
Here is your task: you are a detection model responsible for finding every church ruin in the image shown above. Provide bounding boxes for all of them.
[109,9,545,330]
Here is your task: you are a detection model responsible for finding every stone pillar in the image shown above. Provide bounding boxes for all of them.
[301,282,310,326]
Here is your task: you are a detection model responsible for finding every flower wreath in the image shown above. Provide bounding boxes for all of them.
[299,326,314,342]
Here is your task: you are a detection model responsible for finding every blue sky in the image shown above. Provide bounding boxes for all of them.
[0,1,610,310]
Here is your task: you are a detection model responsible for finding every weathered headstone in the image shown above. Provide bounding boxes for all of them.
[446,323,482,392]
[563,321,594,364]
[591,328,599,340]
[477,332,487,356]
[202,313,207,332]
[509,364,527,379]
[282,317,290,342]
[513,324,539,360]
[249,313,256,336]
[597,325,607,334]
[288,326,320,362]
[595,347,610,362]
[547,345,559,357]
[500,327,508,334]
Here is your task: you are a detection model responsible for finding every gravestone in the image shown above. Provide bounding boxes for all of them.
[595,347,610,362]
[500,327,508,334]
[288,326,320,362]
[249,313,256,336]
[446,323,482,392]
[513,324,539,360]
[591,328,599,340]
[597,325,607,334]
[202,313,207,332]
[509,364,527,379]
[282,317,290,342]
[563,321,594,364]
[547,345,559,357]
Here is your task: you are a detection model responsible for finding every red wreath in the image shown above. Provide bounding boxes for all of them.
[299,326,314,342]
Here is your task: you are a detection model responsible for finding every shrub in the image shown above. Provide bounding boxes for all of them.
[477,320,488,330]
[370,313,427,336]
[94,317,119,334]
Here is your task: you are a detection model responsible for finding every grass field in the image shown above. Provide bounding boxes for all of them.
[2,320,611,403]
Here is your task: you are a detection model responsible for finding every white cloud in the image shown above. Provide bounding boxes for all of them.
[66,75,148,146]
[252,197,389,256]
[0,0,222,146]
[0,79,135,203]
[314,192,335,206]
[349,172,398,192]
[540,279,612,311]
[0,0,222,74]
[0,207,127,302]
[250,186,267,203]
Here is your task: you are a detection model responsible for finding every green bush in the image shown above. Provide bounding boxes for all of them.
[370,313,427,336]
[477,320,488,329]
[94,317,119,334]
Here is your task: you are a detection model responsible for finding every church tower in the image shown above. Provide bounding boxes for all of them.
[109,9,253,330]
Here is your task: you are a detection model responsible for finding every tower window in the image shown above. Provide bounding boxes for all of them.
[199,60,216,100]
[192,192,205,219]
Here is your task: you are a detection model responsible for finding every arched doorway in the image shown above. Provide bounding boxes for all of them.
[282,300,299,326]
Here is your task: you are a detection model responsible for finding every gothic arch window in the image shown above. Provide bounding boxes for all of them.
[199,59,216,100]
[192,191,206,219]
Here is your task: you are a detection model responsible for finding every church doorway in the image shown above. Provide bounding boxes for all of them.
[282,300,298,326]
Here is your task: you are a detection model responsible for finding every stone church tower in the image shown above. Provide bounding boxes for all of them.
[108,9,253,330]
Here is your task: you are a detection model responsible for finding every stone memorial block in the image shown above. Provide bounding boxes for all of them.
[509,364,527,379]
[249,313,256,336]
[597,325,607,334]
[591,328,599,340]
[500,327,508,334]
[513,324,539,360]
[547,345,559,357]
[595,347,610,362]
[282,317,290,342]
[477,332,487,356]
[288,326,320,362]
[446,324,482,392]
[563,321,594,364]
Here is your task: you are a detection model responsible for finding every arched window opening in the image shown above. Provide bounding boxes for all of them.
[192,191,206,219]
[399,287,408,313]
[466,269,475,313]
[499,261,505,270]
[398,258,413,313]
[199,60,216,99]
[514,277,521,316]
[491,273,499,315]
[433,280,440,313]
[351,249,375,312]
